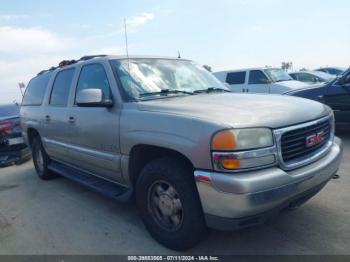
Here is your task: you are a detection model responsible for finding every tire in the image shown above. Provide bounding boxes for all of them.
[31,136,58,180]
[136,157,207,250]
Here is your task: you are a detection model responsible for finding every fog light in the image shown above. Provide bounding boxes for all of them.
[213,152,275,171]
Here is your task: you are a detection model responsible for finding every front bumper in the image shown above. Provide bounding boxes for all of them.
[194,137,343,230]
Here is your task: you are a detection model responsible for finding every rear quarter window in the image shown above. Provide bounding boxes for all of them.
[22,72,52,106]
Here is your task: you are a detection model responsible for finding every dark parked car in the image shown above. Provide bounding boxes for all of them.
[0,103,30,167]
[286,69,350,127]
[315,67,347,76]
[289,70,335,84]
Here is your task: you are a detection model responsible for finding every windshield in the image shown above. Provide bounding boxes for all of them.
[264,68,293,82]
[111,59,229,101]
[311,71,336,82]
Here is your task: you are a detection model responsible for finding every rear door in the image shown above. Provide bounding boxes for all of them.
[65,62,123,183]
[246,70,270,93]
[41,68,76,163]
[324,72,350,125]
[225,71,246,92]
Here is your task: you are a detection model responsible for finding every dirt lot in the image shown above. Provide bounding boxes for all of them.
[0,131,349,255]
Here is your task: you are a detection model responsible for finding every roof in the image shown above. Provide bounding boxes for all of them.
[214,66,277,74]
[37,55,191,76]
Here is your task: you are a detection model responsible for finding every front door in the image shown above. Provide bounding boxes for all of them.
[226,71,247,93]
[65,63,123,183]
[246,70,270,93]
[324,73,350,125]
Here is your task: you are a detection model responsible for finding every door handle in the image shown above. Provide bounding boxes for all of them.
[68,116,75,123]
[45,115,50,121]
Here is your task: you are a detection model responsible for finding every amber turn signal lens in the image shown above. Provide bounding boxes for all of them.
[220,159,240,170]
[212,130,237,150]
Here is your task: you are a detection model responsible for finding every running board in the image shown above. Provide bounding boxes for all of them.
[48,160,132,202]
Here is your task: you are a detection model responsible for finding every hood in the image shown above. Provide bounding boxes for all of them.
[284,83,325,95]
[137,93,331,129]
[274,80,309,89]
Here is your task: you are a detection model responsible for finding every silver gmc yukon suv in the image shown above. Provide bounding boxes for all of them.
[20,55,343,250]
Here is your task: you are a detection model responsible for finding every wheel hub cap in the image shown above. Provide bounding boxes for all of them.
[148,181,183,231]
[158,194,174,216]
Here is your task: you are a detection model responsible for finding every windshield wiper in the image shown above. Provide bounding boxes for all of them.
[193,87,231,94]
[139,89,193,98]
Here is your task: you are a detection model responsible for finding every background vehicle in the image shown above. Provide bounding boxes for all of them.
[315,67,347,76]
[289,70,335,84]
[286,69,350,127]
[0,103,30,167]
[21,55,342,250]
[213,67,308,93]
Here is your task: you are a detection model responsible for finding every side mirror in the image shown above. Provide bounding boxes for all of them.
[76,89,113,107]
[261,79,272,84]
[337,76,344,85]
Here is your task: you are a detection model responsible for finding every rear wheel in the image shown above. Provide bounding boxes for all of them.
[136,157,206,250]
[32,136,58,180]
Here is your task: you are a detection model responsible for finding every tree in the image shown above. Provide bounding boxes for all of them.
[281,61,293,71]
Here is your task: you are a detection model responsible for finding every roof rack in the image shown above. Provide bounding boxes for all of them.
[37,54,107,76]
[79,54,107,61]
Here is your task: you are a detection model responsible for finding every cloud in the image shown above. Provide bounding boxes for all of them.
[0,55,66,104]
[0,26,73,54]
[0,26,77,103]
[0,14,29,21]
[0,10,152,103]
[126,12,155,32]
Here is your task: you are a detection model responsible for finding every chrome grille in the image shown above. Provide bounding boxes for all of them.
[281,118,332,163]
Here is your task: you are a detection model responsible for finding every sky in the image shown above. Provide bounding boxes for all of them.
[1,0,350,103]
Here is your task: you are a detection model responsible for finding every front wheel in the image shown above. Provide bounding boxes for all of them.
[136,157,206,250]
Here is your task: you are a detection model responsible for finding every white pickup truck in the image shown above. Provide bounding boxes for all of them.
[214,67,309,94]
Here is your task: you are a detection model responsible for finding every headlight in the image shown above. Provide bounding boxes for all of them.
[212,128,273,151]
[211,128,276,171]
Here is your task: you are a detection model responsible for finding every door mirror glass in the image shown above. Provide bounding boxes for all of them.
[343,75,350,85]
[338,74,350,86]
[76,89,113,107]
[261,79,272,84]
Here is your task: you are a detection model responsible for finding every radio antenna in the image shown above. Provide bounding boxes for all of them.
[124,18,130,71]
[177,51,181,59]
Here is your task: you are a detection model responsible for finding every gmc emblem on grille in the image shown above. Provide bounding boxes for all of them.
[306,131,326,148]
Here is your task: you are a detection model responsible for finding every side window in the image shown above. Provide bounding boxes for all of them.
[49,68,75,106]
[76,64,111,101]
[22,73,52,106]
[248,70,269,84]
[298,73,315,83]
[289,74,298,81]
[328,69,336,75]
[226,72,246,85]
